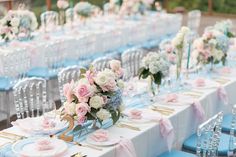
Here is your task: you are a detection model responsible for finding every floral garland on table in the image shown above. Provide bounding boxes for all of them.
[138,52,169,95]
[214,20,235,38]
[0,10,38,42]
[171,26,190,79]
[119,0,154,16]
[62,60,125,132]
[192,29,229,66]
[74,2,97,18]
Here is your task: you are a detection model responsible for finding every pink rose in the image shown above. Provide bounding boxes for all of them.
[101,78,117,92]
[85,70,96,85]
[203,31,213,40]
[75,84,94,102]
[76,102,90,116]
[165,44,173,53]
[110,60,122,72]
[63,80,74,103]
[115,68,124,78]
[102,96,108,104]
[77,115,86,125]
[168,54,176,63]
[57,0,69,9]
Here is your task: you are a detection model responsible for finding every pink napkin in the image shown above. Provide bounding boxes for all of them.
[217,86,228,105]
[195,78,205,87]
[42,117,56,129]
[36,139,54,151]
[90,129,109,142]
[165,94,178,103]
[129,109,142,119]
[115,138,137,157]
[159,118,174,151]
[220,67,231,74]
[192,101,205,122]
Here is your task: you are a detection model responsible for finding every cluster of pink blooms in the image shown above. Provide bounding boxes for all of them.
[63,60,124,125]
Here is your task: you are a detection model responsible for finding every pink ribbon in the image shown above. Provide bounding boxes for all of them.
[192,101,205,122]
[115,138,137,157]
[217,86,228,105]
[159,118,174,151]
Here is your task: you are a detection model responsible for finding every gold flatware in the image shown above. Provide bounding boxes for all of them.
[0,134,17,141]
[0,132,25,139]
[152,106,175,112]
[182,92,201,98]
[116,123,141,131]
[150,108,172,116]
[73,141,103,151]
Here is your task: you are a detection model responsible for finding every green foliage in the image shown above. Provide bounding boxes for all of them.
[110,109,120,125]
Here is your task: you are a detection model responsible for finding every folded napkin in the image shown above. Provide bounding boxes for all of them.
[129,109,142,120]
[36,138,54,151]
[217,86,228,105]
[115,138,137,157]
[192,101,205,122]
[220,67,231,74]
[165,94,178,103]
[90,129,109,142]
[42,117,56,129]
[159,118,174,151]
[195,78,205,87]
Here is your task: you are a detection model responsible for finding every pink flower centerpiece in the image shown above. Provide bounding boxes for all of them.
[62,60,124,132]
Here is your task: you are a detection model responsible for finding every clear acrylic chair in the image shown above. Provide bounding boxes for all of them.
[91,57,112,71]
[183,111,234,156]
[187,10,201,36]
[159,112,223,157]
[13,77,47,119]
[58,66,81,103]
[121,48,147,80]
[0,48,30,126]
[40,11,59,32]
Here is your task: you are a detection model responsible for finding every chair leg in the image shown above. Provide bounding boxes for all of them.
[6,91,10,127]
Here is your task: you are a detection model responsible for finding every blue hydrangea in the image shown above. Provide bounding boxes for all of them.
[216,34,229,53]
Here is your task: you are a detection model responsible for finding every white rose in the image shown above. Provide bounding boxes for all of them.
[117,80,124,89]
[149,63,159,74]
[95,69,116,87]
[181,26,190,34]
[11,27,18,34]
[11,18,20,27]
[64,102,76,115]
[96,109,110,120]
[89,95,104,109]
[213,49,224,61]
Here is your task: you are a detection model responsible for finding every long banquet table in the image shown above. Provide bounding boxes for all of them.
[1,59,236,156]
[0,13,182,122]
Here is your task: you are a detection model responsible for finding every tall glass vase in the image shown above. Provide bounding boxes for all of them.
[59,10,65,30]
[176,48,183,89]
[148,76,160,101]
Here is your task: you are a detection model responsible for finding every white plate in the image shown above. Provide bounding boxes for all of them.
[12,137,67,157]
[86,134,120,147]
[12,117,68,135]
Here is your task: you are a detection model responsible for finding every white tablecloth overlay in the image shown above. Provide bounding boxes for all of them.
[2,72,235,157]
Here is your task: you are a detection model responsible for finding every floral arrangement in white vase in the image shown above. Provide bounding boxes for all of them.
[119,0,154,16]
[62,60,124,132]
[0,10,38,41]
[74,2,97,18]
[171,26,190,79]
[138,52,169,95]
[192,29,229,67]
[214,20,235,38]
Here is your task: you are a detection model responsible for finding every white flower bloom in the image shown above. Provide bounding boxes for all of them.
[89,95,104,109]
[117,80,124,89]
[11,27,18,34]
[11,17,20,27]
[64,102,76,115]
[96,109,110,120]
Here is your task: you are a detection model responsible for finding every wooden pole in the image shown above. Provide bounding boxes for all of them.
[7,0,13,10]
[208,0,213,15]
[46,0,51,10]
